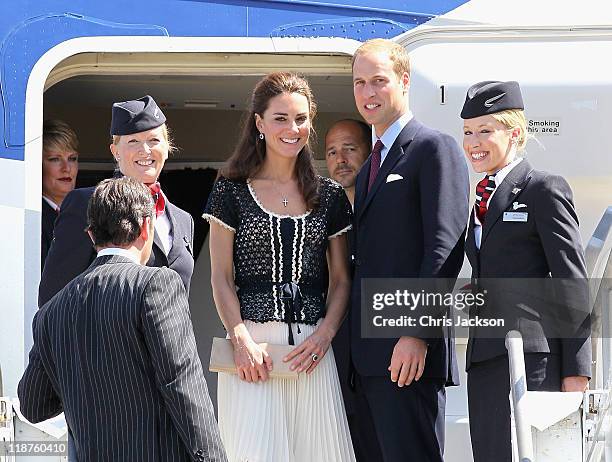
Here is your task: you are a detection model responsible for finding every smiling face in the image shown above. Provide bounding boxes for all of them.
[110,125,169,185]
[463,115,518,174]
[325,121,369,189]
[42,148,79,205]
[353,51,410,138]
[255,92,311,161]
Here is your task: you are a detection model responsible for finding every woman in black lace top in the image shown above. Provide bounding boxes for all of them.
[204,72,355,461]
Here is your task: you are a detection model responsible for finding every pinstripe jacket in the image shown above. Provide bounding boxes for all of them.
[19,255,227,462]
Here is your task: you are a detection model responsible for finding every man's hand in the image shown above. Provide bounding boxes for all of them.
[562,376,589,392]
[388,336,427,387]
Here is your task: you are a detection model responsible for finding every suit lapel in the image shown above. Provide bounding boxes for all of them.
[152,229,166,259]
[165,201,186,266]
[354,158,369,216]
[357,119,422,220]
[151,201,175,267]
[465,211,478,271]
[360,142,403,214]
[481,159,533,245]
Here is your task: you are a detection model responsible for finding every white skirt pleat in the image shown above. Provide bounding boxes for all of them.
[217,320,356,462]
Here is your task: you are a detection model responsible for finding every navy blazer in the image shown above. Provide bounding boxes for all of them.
[20,255,226,462]
[465,159,591,378]
[350,118,469,384]
[39,186,194,307]
[41,199,58,271]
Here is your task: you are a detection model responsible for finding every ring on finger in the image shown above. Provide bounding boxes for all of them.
[311,353,319,362]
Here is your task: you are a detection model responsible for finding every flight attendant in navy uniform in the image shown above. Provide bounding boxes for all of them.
[40,120,79,271]
[461,81,592,462]
[39,95,195,306]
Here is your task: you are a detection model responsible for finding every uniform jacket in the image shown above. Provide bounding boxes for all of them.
[39,186,194,307]
[465,159,592,377]
[41,199,58,271]
[19,255,227,462]
[350,118,469,384]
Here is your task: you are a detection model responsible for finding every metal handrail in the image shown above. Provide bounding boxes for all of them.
[574,206,612,462]
[585,207,612,280]
[506,330,535,462]
[508,206,612,462]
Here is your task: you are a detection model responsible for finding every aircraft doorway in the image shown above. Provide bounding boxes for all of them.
[42,52,361,407]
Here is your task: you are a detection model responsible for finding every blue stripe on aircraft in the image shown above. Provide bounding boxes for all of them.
[0,0,467,160]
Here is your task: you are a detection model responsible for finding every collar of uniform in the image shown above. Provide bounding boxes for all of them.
[97,247,140,264]
[372,110,414,165]
[42,195,60,212]
[116,170,168,218]
[151,183,169,218]
[492,156,523,187]
[473,156,524,227]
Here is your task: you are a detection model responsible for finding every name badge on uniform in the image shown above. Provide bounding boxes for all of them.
[503,211,528,222]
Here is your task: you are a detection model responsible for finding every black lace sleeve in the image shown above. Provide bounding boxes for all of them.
[202,177,238,232]
[327,182,353,238]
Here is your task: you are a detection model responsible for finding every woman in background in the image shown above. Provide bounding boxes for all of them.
[204,72,355,462]
[41,119,79,269]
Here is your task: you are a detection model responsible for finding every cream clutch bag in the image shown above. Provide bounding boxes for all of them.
[209,337,299,380]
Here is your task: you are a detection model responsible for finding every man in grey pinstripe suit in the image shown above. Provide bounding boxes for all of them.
[19,177,227,462]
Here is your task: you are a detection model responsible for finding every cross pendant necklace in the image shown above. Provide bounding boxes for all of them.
[271,179,289,207]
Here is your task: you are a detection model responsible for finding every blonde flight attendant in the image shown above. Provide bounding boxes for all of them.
[204,72,355,462]
[461,81,591,462]
[39,95,195,306]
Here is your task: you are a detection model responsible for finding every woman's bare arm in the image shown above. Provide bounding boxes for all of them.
[209,222,272,382]
[284,233,350,374]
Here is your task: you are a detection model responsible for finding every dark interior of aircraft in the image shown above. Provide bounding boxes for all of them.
[43,69,359,407]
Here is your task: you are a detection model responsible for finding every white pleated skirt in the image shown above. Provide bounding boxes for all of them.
[217,320,356,462]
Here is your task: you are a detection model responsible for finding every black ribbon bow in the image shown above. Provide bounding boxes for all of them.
[279,282,303,345]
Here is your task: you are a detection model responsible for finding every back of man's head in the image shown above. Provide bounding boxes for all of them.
[87,177,154,248]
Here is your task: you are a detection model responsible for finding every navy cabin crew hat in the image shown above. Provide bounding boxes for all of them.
[460,81,524,119]
[110,95,166,136]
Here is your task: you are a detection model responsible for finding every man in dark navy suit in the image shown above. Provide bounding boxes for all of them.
[20,177,226,462]
[350,39,469,461]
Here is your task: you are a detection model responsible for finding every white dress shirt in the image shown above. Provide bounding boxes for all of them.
[97,247,140,264]
[372,110,414,166]
[155,209,173,255]
[154,190,173,255]
[42,196,60,212]
[474,157,523,249]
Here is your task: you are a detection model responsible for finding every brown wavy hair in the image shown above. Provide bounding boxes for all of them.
[221,72,320,209]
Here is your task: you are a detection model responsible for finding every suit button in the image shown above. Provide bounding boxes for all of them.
[354,258,362,266]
